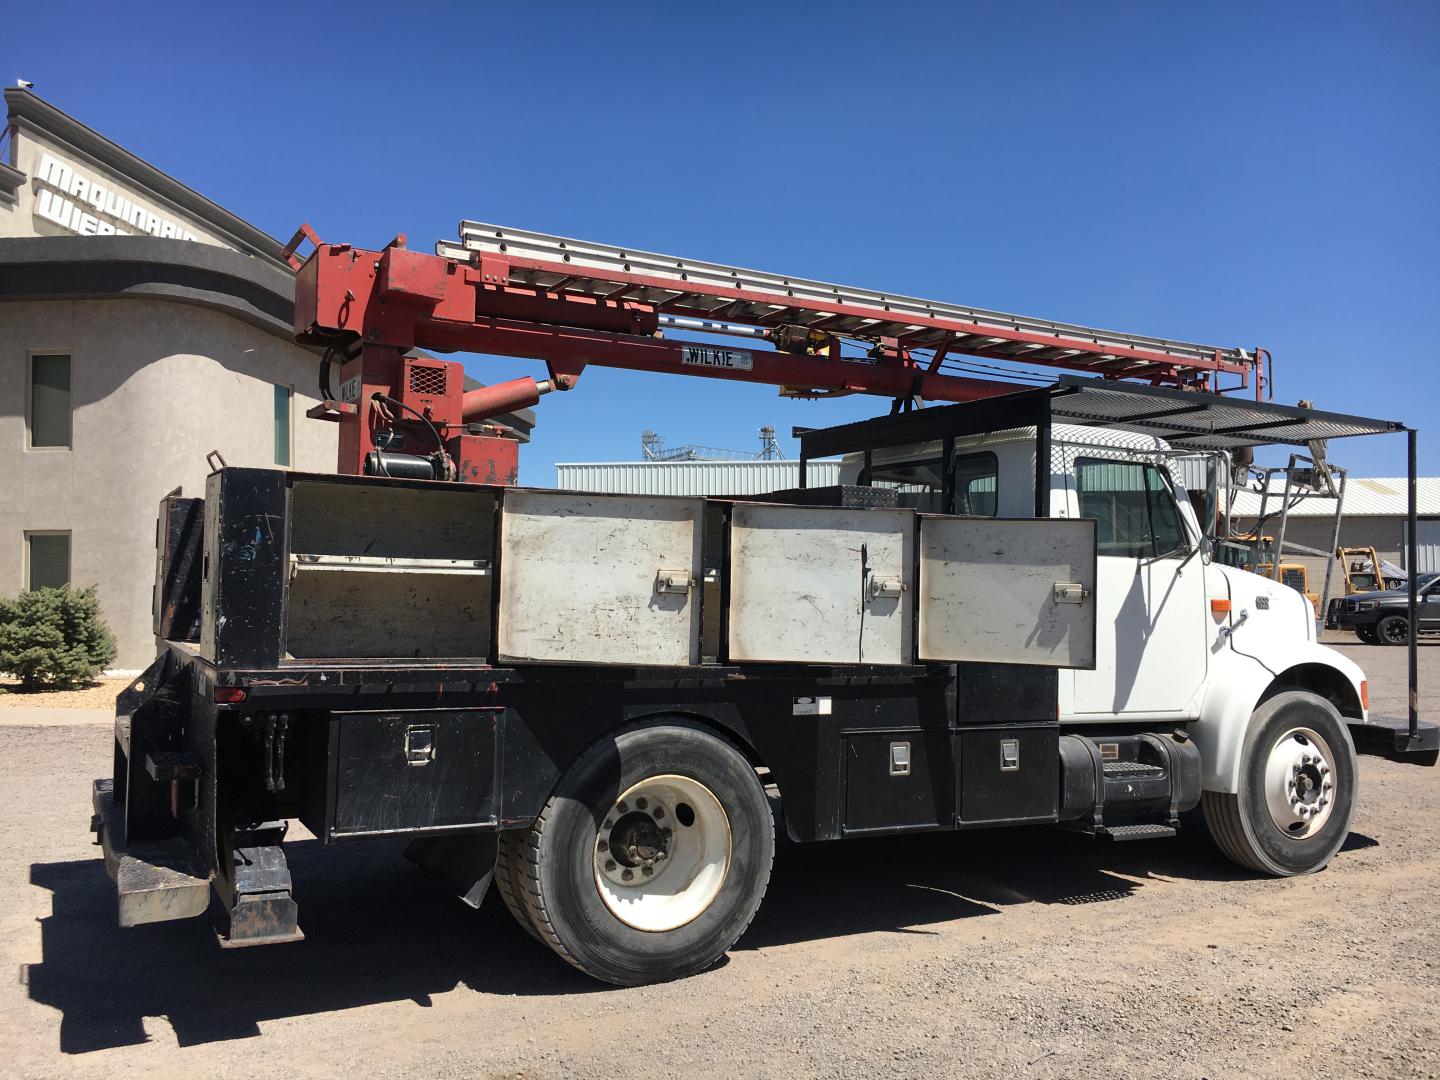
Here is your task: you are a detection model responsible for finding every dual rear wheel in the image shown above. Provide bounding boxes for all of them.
[493,722,774,986]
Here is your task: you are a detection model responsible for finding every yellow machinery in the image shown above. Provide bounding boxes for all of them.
[1338,546,1400,593]
[1219,533,1320,610]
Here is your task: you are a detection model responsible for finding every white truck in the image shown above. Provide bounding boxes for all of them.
[91,223,1435,986]
[843,406,1380,875]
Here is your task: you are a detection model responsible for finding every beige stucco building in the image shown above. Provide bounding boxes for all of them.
[0,89,529,670]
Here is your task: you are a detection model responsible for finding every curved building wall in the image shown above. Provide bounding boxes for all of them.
[0,296,335,669]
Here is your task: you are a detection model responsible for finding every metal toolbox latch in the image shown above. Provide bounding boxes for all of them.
[655,570,695,595]
[1052,582,1089,605]
[404,725,436,767]
[868,575,905,600]
[889,741,911,776]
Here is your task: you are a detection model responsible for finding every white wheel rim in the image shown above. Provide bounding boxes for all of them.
[1263,726,1337,839]
[592,774,732,932]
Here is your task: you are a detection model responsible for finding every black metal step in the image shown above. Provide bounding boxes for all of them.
[1348,716,1439,763]
[1096,823,1177,841]
[1102,761,1166,779]
[91,778,210,927]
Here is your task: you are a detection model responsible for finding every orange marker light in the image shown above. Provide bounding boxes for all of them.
[1210,598,1232,615]
[1360,680,1369,711]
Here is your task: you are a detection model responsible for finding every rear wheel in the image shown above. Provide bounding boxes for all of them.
[510,721,774,985]
[494,830,542,941]
[1202,690,1358,876]
[1376,613,1410,646]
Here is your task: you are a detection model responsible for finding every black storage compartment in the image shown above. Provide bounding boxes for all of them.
[958,724,1058,826]
[843,730,950,833]
[318,708,501,841]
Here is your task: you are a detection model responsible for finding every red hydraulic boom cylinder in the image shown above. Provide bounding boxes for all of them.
[462,376,554,423]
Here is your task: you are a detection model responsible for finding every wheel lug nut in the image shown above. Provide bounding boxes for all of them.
[642,866,654,876]
[622,869,634,882]
[653,807,665,818]
[598,840,609,852]
[603,819,613,829]
[617,801,628,813]
[636,797,648,810]
[605,859,617,871]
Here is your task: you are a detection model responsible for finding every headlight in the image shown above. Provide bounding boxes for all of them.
[1357,601,1378,610]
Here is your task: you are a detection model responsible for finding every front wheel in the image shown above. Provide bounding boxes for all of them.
[501,721,774,986]
[1354,625,1379,645]
[1376,613,1410,646]
[1202,690,1358,876]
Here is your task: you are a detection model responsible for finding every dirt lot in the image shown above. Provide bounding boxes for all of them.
[3,639,1438,1080]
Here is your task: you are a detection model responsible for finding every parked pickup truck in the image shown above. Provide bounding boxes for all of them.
[1327,572,1440,644]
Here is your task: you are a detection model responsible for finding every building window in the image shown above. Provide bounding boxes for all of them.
[28,353,71,448]
[26,532,71,591]
[273,384,292,467]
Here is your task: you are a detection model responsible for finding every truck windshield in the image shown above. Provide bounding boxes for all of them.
[1075,457,1188,558]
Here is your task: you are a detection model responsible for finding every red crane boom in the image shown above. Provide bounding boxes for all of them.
[285,221,1267,482]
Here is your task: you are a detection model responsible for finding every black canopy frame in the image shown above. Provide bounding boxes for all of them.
[798,377,1431,759]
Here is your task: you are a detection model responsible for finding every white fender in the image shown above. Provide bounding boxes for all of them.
[1190,566,1368,793]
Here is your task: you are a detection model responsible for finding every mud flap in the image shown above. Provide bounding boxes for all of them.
[405,833,498,909]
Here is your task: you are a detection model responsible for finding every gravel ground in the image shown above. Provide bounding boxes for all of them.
[2,638,1438,1080]
[0,678,128,709]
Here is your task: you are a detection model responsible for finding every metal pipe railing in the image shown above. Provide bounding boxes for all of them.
[1408,428,1419,743]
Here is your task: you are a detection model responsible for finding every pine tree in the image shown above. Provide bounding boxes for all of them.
[0,586,118,690]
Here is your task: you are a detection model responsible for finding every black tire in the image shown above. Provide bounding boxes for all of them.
[1354,626,1379,645]
[1202,690,1358,876]
[493,830,542,941]
[510,721,774,986]
[1376,613,1410,646]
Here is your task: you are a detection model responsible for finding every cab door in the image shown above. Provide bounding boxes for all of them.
[1061,456,1208,719]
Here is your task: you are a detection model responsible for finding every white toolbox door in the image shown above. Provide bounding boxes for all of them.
[499,490,704,665]
[728,504,914,665]
[918,517,1096,668]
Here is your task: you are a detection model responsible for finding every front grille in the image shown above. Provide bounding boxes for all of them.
[408,364,448,397]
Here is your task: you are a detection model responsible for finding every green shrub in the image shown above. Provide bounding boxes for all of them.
[0,586,118,690]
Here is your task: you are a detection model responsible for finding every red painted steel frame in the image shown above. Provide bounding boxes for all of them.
[294,234,1256,409]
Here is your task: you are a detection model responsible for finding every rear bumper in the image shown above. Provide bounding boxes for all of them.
[91,778,210,927]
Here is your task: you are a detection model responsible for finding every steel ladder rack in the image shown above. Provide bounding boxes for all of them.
[438,220,1260,391]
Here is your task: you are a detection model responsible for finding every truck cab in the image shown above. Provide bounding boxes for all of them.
[840,419,1369,792]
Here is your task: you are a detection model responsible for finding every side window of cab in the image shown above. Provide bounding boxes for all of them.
[1074,457,1188,558]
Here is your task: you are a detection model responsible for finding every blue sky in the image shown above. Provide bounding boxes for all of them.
[10,1,1438,483]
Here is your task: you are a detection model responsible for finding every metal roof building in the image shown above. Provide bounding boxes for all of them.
[1230,478,1440,518]
[556,459,840,497]
[1229,477,1440,577]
